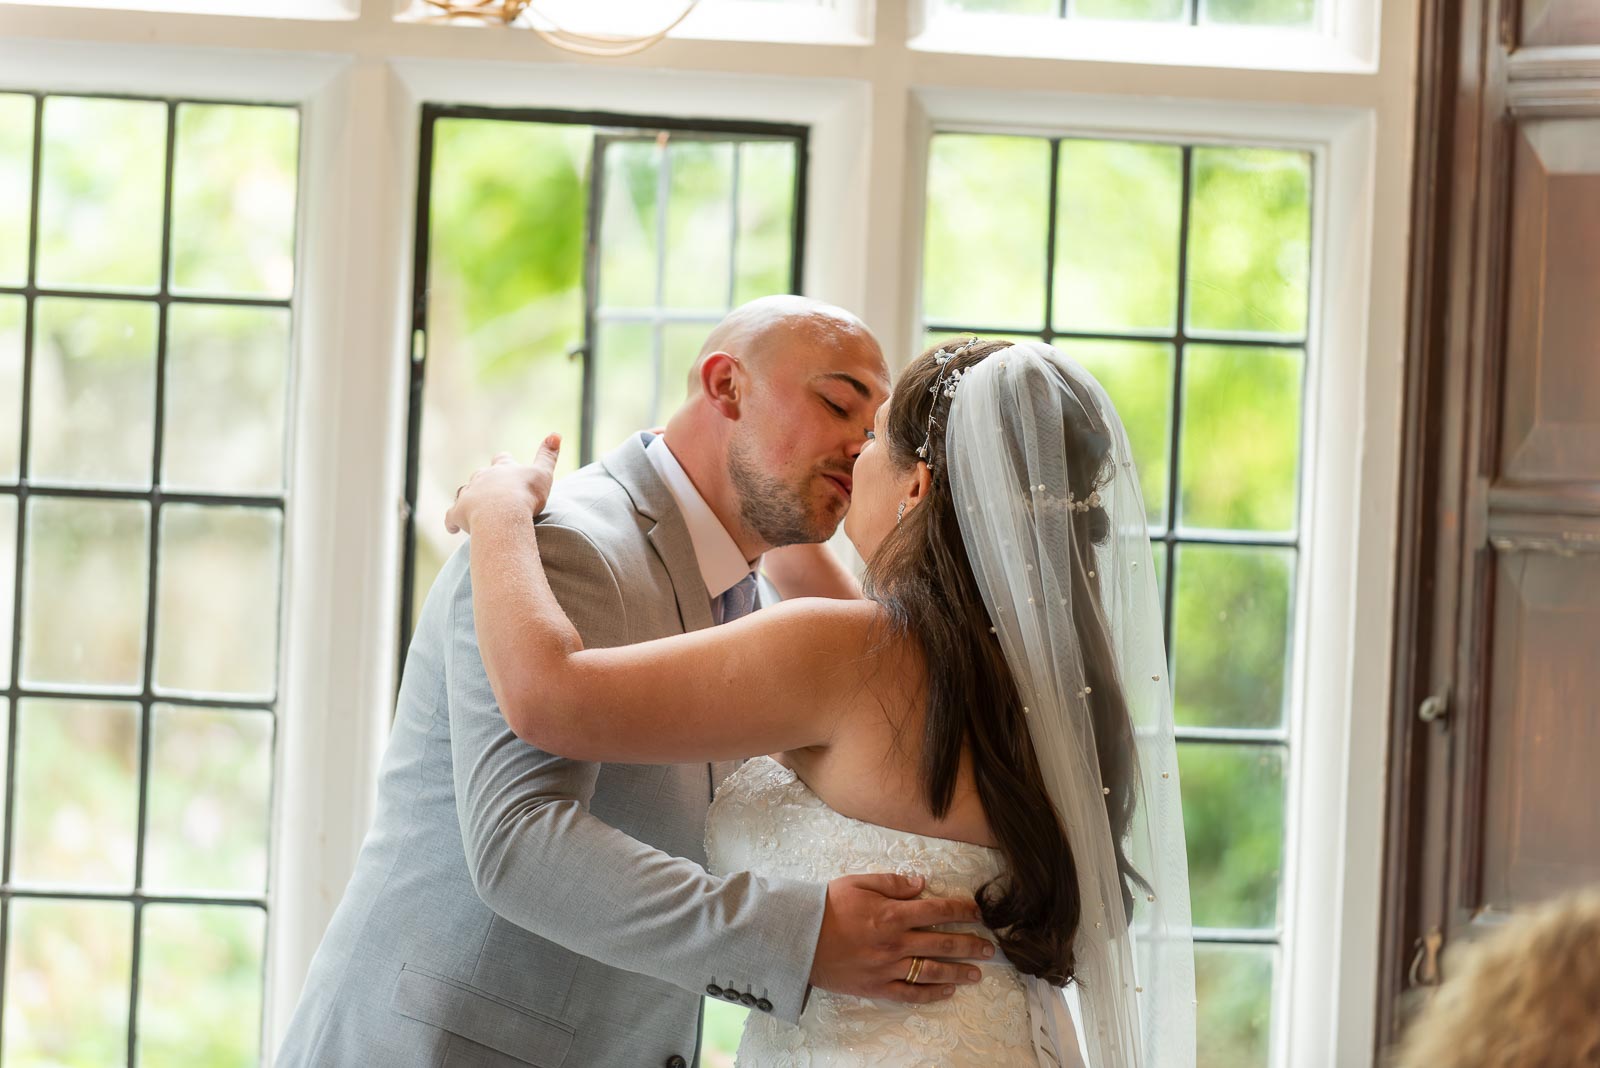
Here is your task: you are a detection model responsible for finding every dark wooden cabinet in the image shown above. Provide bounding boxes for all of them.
[1522,0,1600,47]
[1502,118,1600,484]
[1379,0,1600,1055]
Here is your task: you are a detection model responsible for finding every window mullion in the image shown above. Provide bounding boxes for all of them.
[124,97,181,1067]
[651,135,672,447]
[1162,145,1194,661]
[0,90,45,1063]
[580,132,608,470]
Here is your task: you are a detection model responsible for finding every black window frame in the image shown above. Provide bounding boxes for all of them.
[923,132,1312,979]
[0,89,298,1066]
[400,104,809,664]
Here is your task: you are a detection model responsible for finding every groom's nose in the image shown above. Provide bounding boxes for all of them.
[845,427,871,462]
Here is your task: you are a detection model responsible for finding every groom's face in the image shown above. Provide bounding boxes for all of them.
[730,328,888,546]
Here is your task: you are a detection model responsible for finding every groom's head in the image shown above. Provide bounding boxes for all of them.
[664,295,888,553]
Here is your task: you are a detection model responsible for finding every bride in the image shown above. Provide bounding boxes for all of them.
[446,338,1195,1067]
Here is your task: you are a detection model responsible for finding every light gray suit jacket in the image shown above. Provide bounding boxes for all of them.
[276,434,827,1068]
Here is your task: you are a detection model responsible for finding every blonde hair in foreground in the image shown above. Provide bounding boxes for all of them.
[1394,887,1600,1068]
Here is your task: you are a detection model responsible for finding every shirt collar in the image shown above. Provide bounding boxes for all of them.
[644,434,760,600]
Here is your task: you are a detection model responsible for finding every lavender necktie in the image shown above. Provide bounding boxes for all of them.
[717,573,760,625]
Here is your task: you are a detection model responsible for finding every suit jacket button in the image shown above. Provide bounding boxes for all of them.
[739,992,757,1007]
[666,1057,687,1068]
[705,984,723,997]
[756,998,774,1012]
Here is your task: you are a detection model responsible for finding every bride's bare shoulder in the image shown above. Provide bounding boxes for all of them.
[754,596,920,673]
[759,594,886,638]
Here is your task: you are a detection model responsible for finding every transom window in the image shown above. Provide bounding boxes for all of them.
[930,0,1317,30]
[922,130,1311,1066]
[0,92,297,1067]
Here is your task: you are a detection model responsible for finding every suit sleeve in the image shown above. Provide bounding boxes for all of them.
[443,531,827,1023]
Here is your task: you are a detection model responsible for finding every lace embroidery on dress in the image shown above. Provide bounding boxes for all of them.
[705,757,1041,1068]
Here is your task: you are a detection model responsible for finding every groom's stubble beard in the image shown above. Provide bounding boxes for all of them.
[726,435,842,548]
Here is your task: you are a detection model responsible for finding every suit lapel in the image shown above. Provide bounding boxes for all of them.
[603,434,748,799]
[601,434,716,635]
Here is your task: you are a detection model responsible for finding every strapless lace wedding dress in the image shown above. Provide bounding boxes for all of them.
[706,756,1079,1068]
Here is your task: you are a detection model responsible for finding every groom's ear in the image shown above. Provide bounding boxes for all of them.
[699,351,744,419]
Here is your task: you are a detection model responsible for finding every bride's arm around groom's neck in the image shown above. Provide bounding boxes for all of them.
[763,541,863,601]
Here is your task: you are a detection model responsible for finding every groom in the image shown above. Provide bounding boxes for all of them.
[276,296,992,1067]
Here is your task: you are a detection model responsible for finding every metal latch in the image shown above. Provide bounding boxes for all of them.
[1418,693,1449,725]
[1408,927,1444,988]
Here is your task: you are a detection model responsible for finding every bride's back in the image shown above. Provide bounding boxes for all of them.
[705,753,1041,1068]
[779,626,999,849]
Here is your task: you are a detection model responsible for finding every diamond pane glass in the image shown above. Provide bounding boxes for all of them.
[3,899,133,1066]
[169,103,298,299]
[0,700,8,837]
[29,296,159,489]
[1172,543,1294,729]
[137,905,266,1068]
[1076,0,1185,18]
[13,698,140,889]
[924,134,1051,329]
[145,706,273,895]
[1186,147,1312,338]
[155,504,282,698]
[1054,140,1182,334]
[37,96,165,292]
[0,296,22,482]
[937,0,1055,11]
[414,118,592,624]
[662,321,713,420]
[1202,0,1314,27]
[594,320,655,454]
[21,497,150,689]
[1179,742,1287,930]
[1180,344,1303,532]
[0,94,33,287]
[0,497,12,689]
[600,138,661,310]
[161,303,291,494]
[1060,339,1174,528]
[1196,943,1275,1066]
[732,139,797,307]
[662,140,734,310]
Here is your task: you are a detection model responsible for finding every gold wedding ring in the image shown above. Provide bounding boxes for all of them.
[905,957,926,985]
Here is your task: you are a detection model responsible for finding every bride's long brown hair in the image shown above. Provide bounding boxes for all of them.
[862,339,1144,987]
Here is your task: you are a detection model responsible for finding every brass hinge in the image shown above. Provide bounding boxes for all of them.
[1408,927,1444,988]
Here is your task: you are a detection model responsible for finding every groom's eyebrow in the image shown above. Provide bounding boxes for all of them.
[815,372,874,401]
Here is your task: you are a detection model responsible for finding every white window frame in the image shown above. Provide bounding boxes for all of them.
[0,2,1417,1063]
[908,5,1381,74]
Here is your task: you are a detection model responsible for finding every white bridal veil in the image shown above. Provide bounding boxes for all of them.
[945,340,1196,1068]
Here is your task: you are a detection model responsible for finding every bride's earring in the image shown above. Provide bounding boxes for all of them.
[896,501,907,525]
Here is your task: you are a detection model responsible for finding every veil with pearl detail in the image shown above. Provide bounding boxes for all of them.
[944,340,1195,1068]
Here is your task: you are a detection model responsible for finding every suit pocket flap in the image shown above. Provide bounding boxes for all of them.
[390,964,574,1067]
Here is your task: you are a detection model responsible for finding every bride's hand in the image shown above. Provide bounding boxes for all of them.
[445,433,561,536]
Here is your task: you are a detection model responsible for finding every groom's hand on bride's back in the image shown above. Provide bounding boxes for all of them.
[810,872,993,1004]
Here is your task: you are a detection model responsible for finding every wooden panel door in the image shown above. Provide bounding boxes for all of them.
[1522,0,1600,47]
[1501,118,1600,484]
[1379,0,1600,1054]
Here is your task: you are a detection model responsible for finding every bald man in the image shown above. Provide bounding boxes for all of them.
[276,298,991,1068]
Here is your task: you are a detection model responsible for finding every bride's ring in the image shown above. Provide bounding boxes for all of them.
[905,957,926,985]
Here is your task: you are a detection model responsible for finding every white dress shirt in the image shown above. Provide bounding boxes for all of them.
[645,434,761,616]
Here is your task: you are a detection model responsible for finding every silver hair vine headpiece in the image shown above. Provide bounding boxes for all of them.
[916,336,982,471]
